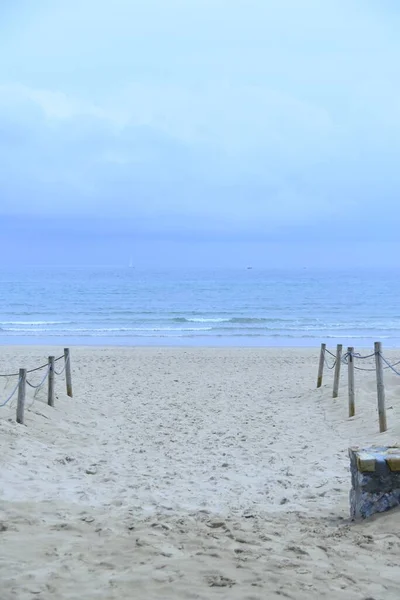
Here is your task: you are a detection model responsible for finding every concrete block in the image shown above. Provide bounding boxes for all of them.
[349,446,400,519]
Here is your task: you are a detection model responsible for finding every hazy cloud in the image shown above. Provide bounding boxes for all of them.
[1,0,400,265]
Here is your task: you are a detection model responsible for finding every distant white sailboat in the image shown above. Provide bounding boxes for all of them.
[128,256,134,268]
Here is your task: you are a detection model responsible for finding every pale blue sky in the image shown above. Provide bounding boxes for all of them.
[1,0,400,267]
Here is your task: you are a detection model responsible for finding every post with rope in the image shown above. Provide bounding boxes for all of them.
[374,341,387,433]
[332,344,342,398]
[48,356,55,407]
[64,348,73,398]
[16,368,26,425]
[347,347,355,417]
[317,343,326,388]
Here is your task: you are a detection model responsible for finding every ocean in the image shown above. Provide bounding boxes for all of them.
[0,266,399,347]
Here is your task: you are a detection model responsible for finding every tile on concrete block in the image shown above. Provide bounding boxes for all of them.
[356,452,376,472]
[385,454,400,472]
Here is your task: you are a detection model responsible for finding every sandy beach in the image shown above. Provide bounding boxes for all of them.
[1,346,400,599]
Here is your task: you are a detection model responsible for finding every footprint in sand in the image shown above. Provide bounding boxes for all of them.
[206,574,236,588]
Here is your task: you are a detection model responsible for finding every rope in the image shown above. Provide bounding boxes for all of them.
[336,347,400,372]
[324,348,337,369]
[341,352,350,365]
[0,377,22,407]
[0,370,20,378]
[379,353,400,377]
[53,354,69,376]
[0,351,68,410]
[26,362,50,374]
[386,358,400,368]
[340,349,376,371]
[325,348,337,359]
[0,361,49,378]
[324,355,336,370]
[324,343,400,377]
[352,351,376,360]
[26,367,50,390]
[341,350,377,362]
[0,354,65,378]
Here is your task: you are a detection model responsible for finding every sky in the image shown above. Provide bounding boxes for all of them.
[1,0,400,267]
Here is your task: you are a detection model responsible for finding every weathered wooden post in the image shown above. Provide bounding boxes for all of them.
[48,356,55,407]
[348,347,355,418]
[374,341,387,433]
[64,348,73,398]
[332,343,343,398]
[317,343,326,388]
[16,368,26,425]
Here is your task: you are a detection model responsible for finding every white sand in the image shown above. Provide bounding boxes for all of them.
[0,346,400,599]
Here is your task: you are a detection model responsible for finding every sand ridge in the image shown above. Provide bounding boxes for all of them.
[0,346,399,599]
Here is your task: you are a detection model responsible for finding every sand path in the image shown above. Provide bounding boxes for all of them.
[1,347,399,599]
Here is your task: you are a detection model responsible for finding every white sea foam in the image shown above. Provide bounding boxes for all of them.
[186,318,231,323]
[0,321,67,326]
[2,326,214,333]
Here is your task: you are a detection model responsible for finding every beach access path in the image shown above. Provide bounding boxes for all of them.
[0,346,399,599]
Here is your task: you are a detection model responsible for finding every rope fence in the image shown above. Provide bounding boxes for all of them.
[0,354,64,378]
[323,348,337,370]
[316,341,400,433]
[0,348,73,425]
[0,377,22,408]
[26,366,51,390]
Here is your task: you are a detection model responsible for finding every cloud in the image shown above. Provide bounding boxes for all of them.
[0,84,101,120]
[0,82,331,218]
[1,0,400,252]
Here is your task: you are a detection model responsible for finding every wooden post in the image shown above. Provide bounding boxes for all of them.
[16,368,26,425]
[64,348,73,398]
[48,356,55,407]
[348,347,355,418]
[374,341,387,433]
[332,344,343,398]
[317,343,326,388]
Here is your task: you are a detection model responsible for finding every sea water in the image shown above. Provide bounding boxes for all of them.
[0,266,399,347]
